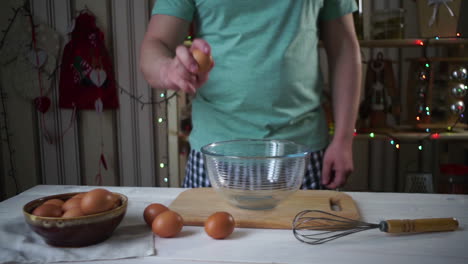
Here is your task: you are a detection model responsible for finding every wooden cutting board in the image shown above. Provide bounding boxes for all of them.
[169,188,361,229]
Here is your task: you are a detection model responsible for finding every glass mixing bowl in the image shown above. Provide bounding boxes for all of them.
[201,139,310,210]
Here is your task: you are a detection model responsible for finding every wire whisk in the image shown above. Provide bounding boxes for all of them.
[292,210,459,245]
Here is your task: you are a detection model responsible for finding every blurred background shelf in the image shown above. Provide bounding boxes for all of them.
[359,38,468,48]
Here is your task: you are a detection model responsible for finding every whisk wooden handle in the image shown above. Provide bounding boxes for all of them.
[381,218,459,233]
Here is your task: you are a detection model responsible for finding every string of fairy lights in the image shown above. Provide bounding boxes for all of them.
[349,34,467,152]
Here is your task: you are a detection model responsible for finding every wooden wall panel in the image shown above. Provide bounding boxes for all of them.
[30,0,83,186]
[0,0,40,199]
[74,0,118,186]
[343,138,369,191]
[112,0,156,187]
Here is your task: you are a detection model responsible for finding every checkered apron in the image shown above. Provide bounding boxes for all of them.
[182,149,325,190]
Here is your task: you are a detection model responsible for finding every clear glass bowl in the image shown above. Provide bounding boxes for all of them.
[201,139,310,210]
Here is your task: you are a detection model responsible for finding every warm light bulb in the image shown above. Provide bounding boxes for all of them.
[396,144,400,149]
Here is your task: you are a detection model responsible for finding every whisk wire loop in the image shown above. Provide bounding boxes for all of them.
[292,210,379,245]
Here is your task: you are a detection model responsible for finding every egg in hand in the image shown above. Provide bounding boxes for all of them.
[192,49,213,73]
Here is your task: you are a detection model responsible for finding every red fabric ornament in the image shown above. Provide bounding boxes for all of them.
[59,12,118,110]
[34,96,51,113]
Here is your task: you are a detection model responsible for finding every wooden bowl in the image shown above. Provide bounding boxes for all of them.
[23,192,127,247]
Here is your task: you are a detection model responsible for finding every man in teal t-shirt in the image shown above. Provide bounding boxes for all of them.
[141,0,361,189]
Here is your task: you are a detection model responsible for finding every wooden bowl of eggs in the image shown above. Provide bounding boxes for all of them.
[22,188,127,247]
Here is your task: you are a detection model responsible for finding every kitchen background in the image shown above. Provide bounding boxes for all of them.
[1,0,467,201]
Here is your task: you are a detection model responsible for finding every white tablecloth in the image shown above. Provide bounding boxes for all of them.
[1,185,467,264]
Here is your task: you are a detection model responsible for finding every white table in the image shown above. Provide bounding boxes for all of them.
[1,185,467,264]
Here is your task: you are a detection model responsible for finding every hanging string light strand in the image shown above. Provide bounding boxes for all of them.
[355,114,464,151]
[0,7,22,50]
[119,85,178,110]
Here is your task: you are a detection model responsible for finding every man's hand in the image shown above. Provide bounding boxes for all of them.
[160,38,214,94]
[321,139,354,189]
[140,15,214,94]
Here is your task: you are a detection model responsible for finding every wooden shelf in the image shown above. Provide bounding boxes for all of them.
[354,128,468,142]
[359,38,468,48]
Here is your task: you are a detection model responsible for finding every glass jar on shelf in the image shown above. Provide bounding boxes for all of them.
[371,8,405,40]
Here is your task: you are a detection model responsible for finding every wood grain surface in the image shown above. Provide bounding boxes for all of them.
[169,188,361,229]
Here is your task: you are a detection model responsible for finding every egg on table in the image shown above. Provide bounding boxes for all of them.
[151,210,184,238]
[204,211,236,239]
[143,203,169,227]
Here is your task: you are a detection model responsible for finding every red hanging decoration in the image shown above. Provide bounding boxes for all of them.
[59,12,119,110]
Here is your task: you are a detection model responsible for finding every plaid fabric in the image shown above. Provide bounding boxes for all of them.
[182,149,325,190]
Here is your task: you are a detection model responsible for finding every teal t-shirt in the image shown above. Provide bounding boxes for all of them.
[152,0,357,151]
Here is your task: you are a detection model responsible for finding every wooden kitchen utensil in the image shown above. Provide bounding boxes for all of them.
[293,210,459,245]
[169,188,360,229]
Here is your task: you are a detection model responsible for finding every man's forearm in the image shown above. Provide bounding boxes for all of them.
[140,38,174,90]
[329,43,361,145]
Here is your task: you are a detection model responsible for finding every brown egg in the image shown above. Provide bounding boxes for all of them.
[204,212,235,239]
[80,188,115,215]
[32,204,62,217]
[62,198,82,211]
[43,198,64,208]
[192,49,213,73]
[62,207,85,218]
[72,193,86,199]
[152,210,184,238]
[111,193,121,209]
[143,203,169,227]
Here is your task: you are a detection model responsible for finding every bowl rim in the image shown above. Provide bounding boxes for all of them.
[23,191,128,220]
[200,139,311,159]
